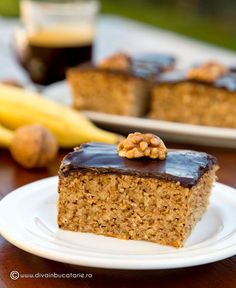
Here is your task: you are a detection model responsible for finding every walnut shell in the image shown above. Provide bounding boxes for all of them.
[10,125,58,168]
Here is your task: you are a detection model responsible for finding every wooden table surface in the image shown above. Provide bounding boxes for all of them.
[0,142,236,288]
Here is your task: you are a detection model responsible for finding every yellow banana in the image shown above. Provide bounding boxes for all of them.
[0,124,13,148]
[0,84,119,147]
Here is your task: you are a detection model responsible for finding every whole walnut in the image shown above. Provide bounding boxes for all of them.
[10,125,58,168]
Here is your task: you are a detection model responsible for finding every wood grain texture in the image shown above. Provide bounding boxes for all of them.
[0,143,236,288]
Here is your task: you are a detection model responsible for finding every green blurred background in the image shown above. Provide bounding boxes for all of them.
[0,0,236,51]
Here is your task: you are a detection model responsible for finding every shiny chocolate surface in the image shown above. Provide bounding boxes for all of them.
[60,142,217,188]
[130,53,175,78]
[157,70,236,92]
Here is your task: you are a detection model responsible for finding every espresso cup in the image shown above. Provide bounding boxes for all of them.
[18,0,99,85]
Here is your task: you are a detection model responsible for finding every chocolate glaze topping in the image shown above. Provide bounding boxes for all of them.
[60,143,217,188]
[130,53,175,79]
[74,54,175,80]
[157,70,236,92]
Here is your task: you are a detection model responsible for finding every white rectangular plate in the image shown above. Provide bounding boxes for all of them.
[84,111,236,148]
[44,81,236,148]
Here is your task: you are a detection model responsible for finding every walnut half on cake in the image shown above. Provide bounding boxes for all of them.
[58,133,218,248]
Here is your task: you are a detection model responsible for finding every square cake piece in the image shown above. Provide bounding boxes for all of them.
[67,66,149,116]
[67,52,175,116]
[149,62,236,128]
[58,133,218,248]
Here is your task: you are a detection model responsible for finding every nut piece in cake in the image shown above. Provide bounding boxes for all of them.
[58,133,218,248]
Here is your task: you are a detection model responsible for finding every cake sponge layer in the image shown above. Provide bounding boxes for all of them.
[58,166,217,248]
[150,82,236,128]
[67,68,149,116]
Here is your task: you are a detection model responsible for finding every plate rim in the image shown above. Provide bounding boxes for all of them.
[0,176,236,270]
[43,81,236,149]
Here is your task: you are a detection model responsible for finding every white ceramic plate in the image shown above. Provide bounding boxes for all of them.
[0,177,236,270]
[44,81,236,148]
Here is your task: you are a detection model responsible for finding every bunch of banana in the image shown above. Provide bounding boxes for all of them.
[0,84,120,147]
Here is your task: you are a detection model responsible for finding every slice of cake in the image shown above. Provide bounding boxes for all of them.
[67,52,175,116]
[58,132,218,248]
[149,61,236,128]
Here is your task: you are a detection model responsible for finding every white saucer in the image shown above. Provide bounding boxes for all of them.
[0,177,236,270]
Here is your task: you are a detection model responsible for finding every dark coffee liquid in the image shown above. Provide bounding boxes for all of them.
[20,29,92,85]
[21,43,92,85]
